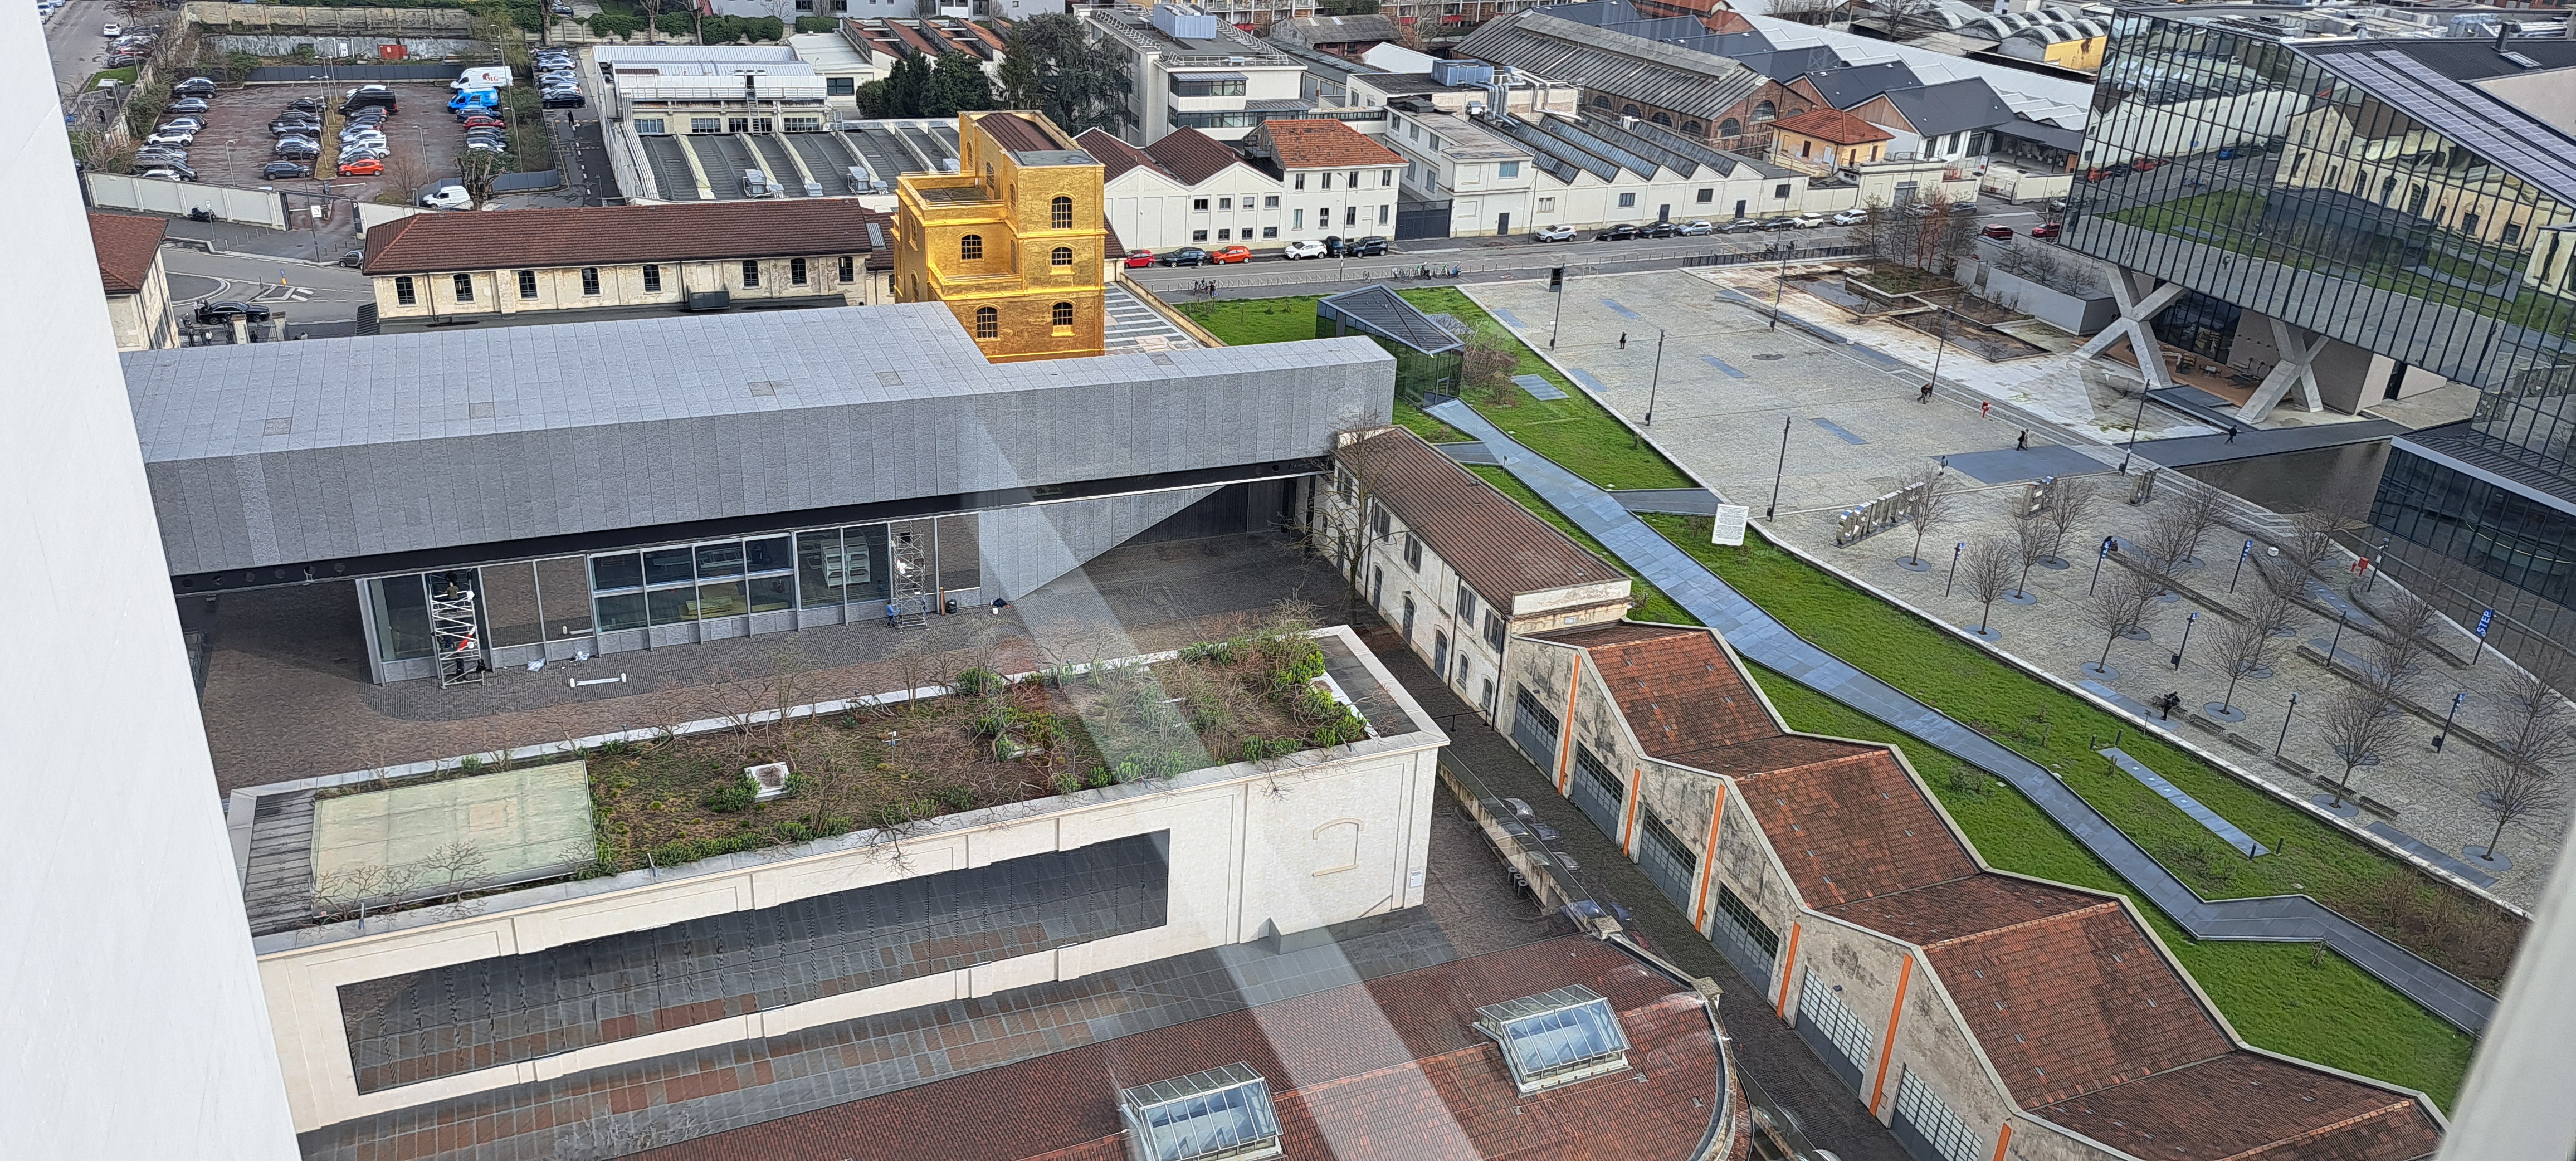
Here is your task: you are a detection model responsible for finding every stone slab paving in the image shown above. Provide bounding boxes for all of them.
[1424,398,2499,1033]
[2102,747,2270,856]
[1510,372,1567,401]
[1462,269,2563,910]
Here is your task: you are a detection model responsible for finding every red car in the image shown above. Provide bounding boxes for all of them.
[461,116,504,129]
[2029,222,2061,239]
[1124,249,1155,269]
[1979,224,2014,240]
[336,157,383,177]
[1211,245,1251,264]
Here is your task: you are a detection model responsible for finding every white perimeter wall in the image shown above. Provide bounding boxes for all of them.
[0,19,301,1161]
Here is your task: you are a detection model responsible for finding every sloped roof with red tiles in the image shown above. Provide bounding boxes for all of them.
[975,110,1082,158]
[1771,106,1894,145]
[633,936,1726,1161]
[1349,427,1626,602]
[90,212,165,295]
[1840,876,2233,1109]
[1075,128,1172,182]
[1535,622,1881,775]
[362,200,889,275]
[1258,118,1406,169]
[2032,1052,2442,1161]
[1143,126,1251,186]
[1736,750,1977,907]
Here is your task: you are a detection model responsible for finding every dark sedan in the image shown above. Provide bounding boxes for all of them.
[260,162,312,179]
[1157,247,1213,267]
[193,300,272,325]
[1593,223,1640,241]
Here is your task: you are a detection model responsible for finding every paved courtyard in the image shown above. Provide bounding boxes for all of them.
[195,531,1348,794]
[1465,268,2562,905]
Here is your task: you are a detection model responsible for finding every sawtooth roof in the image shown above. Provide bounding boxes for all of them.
[1455,8,1765,121]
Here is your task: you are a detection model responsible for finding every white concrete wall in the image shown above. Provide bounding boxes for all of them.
[256,630,1442,1131]
[370,253,872,319]
[1105,163,1292,252]
[0,20,300,1158]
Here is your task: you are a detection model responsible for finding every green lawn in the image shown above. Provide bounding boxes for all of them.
[1638,513,2519,992]
[1467,466,1696,626]
[1752,671,2474,1109]
[85,66,138,90]
[1174,288,1691,489]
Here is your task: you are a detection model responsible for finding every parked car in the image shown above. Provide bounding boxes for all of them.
[270,120,320,136]
[172,76,216,96]
[1719,217,1766,234]
[1282,239,1328,258]
[1531,224,1575,242]
[261,161,313,179]
[143,130,193,147]
[541,93,586,109]
[1349,236,1389,256]
[1156,247,1212,267]
[461,114,504,128]
[1211,245,1252,264]
[1979,223,2014,240]
[1675,219,1716,236]
[101,21,120,36]
[287,96,320,112]
[193,300,271,324]
[419,185,472,209]
[274,141,319,158]
[336,157,383,176]
[104,53,143,67]
[339,249,365,268]
[1947,201,1979,215]
[158,116,202,131]
[342,146,391,161]
[1593,223,1640,241]
[135,165,196,182]
[2029,222,2061,239]
[164,97,208,113]
[1642,221,1680,238]
[1829,208,1871,226]
[1124,249,1157,268]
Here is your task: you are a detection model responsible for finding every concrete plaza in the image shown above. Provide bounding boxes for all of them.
[1465,266,2560,906]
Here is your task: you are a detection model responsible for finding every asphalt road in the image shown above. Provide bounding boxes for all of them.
[41,0,118,100]
[161,245,375,325]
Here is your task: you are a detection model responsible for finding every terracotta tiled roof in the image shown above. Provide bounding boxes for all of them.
[2032,1052,2444,1161]
[1075,128,1172,181]
[1736,750,1977,908]
[1348,427,1626,603]
[89,212,165,295]
[634,936,1725,1161]
[1848,877,2233,1109]
[1142,127,1249,186]
[1260,118,1405,169]
[361,201,889,275]
[1536,623,1879,775]
[1770,106,1894,145]
[976,110,1080,157]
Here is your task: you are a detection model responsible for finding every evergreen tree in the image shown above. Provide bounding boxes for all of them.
[996,29,1040,110]
[925,51,996,118]
[886,52,932,119]
[1005,13,1131,134]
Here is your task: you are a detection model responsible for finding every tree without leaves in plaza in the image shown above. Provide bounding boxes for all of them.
[2164,486,2228,567]
[2136,506,2202,594]
[2209,614,2283,715]
[2472,654,2576,856]
[1845,197,1893,257]
[1908,186,1954,271]
[2361,587,2445,702]
[2242,574,2301,641]
[2081,568,2157,672]
[1963,539,2017,635]
[1904,466,1954,568]
[2318,683,2407,806]
[2011,515,2053,599]
[2041,474,2097,565]
[2471,755,2566,862]
[1003,14,1132,135]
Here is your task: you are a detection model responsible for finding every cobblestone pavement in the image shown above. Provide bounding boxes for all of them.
[195,533,1348,794]
[1463,269,2563,907]
[1365,641,1910,1161]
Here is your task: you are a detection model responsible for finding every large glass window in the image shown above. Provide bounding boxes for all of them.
[594,592,647,632]
[367,575,432,661]
[648,587,697,625]
[694,540,744,578]
[591,552,642,591]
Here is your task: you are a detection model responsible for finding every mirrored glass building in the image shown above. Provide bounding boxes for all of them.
[2064,6,2576,665]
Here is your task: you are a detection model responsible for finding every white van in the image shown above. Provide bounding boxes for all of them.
[451,65,513,91]
[418,184,472,209]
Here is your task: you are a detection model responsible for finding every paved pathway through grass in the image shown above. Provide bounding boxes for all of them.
[1424,397,2499,1033]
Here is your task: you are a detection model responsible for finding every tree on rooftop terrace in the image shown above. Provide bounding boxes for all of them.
[1002,14,1131,135]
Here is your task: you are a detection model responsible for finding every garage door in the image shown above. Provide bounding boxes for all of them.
[1636,807,1697,911]
[1569,744,1626,840]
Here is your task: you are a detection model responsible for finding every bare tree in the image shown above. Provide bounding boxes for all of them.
[2242,581,2302,642]
[2318,685,2406,808]
[2136,507,2202,596]
[2470,757,2565,863]
[2042,476,2098,567]
[1963,539,2016,636]
[1909,186,1954,271]
[2164,487,2228,568]
[2487,652,2576,773]
[1905,466,1954,568]
[2011,515,2053,601]
[2082,569,2157,675]
[2362,587,2445,701]
[2209,615,2284,716]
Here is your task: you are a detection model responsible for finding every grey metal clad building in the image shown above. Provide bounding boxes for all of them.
[125,304,1393,681]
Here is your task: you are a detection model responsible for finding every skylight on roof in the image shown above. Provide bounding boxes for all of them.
[1475,985,1634,1095]
[1119,1062,1285,1161]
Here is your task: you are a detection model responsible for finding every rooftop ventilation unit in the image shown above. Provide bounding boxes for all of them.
[1118,1063,1283,1161]
[1474,985,1633,1095]
[1152,2,1219,40]
[1428,57,1495,86]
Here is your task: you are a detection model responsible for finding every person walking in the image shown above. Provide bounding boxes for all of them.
[1979,399,1993,420]
[883,601,899,628]
[2016,429,2029,451]
[1619,333,1628,349]
[1918,382,1935,404]
[2224,423,2238,443]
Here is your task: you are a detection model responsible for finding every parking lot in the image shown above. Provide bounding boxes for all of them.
[145,80,459,202]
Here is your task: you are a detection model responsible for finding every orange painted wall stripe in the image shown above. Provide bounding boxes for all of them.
[1555,655,1582,793]
[1990,1124,2013,1161]
[1620,769,1643,853]
[1692,782,1730,930]
[1867,955,1915,1118]
[1773,922,1802,1017]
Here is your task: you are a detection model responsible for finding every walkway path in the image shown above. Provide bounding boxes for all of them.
[1424,398,2499,1033]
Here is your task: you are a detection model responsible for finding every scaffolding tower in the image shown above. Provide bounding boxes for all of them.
[429,579,486,686]
[890,527,930,630]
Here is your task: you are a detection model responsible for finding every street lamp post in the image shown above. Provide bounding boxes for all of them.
[1643,329,1666,426]
[2089,536,2114,594]
[2275,692,2299,757]
[1944,541,1965,597]
[2432,691,2467,751]
[1924,306,1950,398]
[2325,611,2350,662]
[2116,382,2150,474]
[2227,539,2252,593]
[1765,414,1791,519]
[2170,610,2197,669]
[1768,241,1794,329]
[1549,264,1567,349]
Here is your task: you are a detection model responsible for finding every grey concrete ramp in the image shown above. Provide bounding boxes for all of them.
[1423,397,2497,1033]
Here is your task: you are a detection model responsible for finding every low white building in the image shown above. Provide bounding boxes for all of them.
[1479,110,1806,230]
[1321,426,1635,721]
[1084,2,1310,145]
[1241,118,1407,239]
[788,31,875,109]
[1082,126,1294,252]
[1384,106,1539,237]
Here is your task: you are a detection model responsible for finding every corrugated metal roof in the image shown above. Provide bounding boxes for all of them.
[1456,9,1763,121]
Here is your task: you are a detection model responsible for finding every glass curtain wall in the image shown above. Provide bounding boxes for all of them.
[2068,13,2576,470]
[588,534,802,630]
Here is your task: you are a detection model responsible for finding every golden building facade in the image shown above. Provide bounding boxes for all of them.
[894,110,1108,362]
